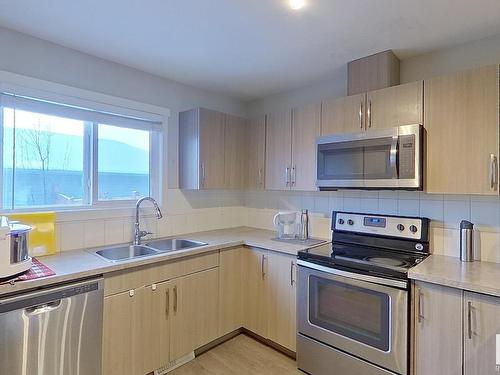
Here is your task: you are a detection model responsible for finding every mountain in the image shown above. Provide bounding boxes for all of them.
[3,129,150,174]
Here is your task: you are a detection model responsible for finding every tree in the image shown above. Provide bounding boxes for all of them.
[17,120,54,204]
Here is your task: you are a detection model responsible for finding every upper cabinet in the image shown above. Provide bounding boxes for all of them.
[321,93,366,135]
[265,104,320,191]
[291,103,321,191]
[425,65,499,195]
[247,116,266,190]
[179,108,246,190]
[366,81,423,130]
[265,109,293,190]
[322,81,423,136]
[224,114,248,189]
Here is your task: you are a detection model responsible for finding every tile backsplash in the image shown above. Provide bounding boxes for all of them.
[244,190,500,263]
[52,188,500,264]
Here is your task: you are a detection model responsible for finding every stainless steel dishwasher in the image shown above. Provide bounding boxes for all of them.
[0,277,104,375]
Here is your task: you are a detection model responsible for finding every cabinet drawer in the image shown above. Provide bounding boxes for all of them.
[104,251,219,296]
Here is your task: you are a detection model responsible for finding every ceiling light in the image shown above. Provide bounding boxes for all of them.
[289,0,306,10]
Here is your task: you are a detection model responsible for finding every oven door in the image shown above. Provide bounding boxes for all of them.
[298,261,408,375]
[316,124,422,190]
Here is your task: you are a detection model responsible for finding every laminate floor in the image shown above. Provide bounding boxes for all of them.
[169,334,303,374]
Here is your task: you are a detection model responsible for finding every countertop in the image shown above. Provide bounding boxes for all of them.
[409,255,500,298]
[0,227,327,298]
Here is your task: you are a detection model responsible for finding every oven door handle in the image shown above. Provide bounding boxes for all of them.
[389,135,398,179]
[297,259,408,289]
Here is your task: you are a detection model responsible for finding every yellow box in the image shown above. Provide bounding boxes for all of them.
[7,212,57,257]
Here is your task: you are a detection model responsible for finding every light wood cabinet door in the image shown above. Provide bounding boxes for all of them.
[102,287,147,375]
[199,108,226,189]
[247,116,266,190]
[321,93,366,135]
[267,252,297,351]
[170,268,219,360]
[291,103,321,191]
[425,65,499,195]
[224,114,247,189]
[265,109,292,190]
[464,291,500,375]
[366,81,423,130]
[413,282,462,375]
[242,247,269,337]
[219,247,243,335]
[143,282,171,374]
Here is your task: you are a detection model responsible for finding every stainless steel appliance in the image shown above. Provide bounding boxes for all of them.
[0,278,104,375]
[297,211,430,375]
[316,124,423,190]
[0,217,33,279]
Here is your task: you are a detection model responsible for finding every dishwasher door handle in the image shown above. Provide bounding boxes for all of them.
[25,300,62,315]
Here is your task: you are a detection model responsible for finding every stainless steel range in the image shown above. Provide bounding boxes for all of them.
[297,211,430,375]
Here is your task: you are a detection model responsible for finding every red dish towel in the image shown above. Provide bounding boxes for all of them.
[1,258,56,284]
[17,258,56,281]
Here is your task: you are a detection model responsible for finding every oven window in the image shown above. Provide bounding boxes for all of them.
[308,275,390,351]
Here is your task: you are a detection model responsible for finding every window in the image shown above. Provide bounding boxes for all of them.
[0,91,163,210]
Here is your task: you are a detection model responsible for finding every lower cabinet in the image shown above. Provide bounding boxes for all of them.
[413,281,462,375]
[103,266,219,375]
[219,247,243,336]
[464,291,500,375]
[267,250,297,351]
[241,247,297,352]
[103,247,299,375]
[103,287,148,375]
[170,268,219,360]
[414,281,500,375]
[242,247,269,337]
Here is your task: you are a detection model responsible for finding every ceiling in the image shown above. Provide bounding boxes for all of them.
[1,1,500,100]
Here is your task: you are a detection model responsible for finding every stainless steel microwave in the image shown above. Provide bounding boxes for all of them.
[316,124,423,190]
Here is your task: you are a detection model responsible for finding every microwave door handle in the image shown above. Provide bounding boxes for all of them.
[390,135,398,178]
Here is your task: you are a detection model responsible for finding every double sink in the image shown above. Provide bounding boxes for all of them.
[93,238,208,262]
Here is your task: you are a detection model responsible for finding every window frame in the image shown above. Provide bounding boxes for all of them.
[0,77,169,212]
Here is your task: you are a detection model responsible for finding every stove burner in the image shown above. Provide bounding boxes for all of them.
[363,256,409,268]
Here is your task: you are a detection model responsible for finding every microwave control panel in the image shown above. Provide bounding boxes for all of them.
[398,134,415,179]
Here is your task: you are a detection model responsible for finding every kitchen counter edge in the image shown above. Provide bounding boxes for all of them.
[0,227,328,297]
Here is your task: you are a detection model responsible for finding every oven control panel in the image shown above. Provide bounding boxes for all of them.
[333,211,427,240]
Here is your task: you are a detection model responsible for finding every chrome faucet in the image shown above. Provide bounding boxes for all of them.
[134,197,163,245]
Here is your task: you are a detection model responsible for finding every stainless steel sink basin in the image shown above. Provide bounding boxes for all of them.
[145,238,207,252]
[95,245,158,262]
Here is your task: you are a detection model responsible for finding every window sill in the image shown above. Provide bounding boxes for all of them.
[1,205,162,223]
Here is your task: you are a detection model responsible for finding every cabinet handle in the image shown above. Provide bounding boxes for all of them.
[368,100,372,128]
[467,301,473,339]
[258,168,263,187]
[285,166,290,186]
[201,162,206,188]
[359,101,364,129]
[261,254,266,280]
[490,154,498,190]
[290,261,296,286]
[417,288,424,323]
[291,165,296,186]
[173,285,178,313]
[165,288,170,318]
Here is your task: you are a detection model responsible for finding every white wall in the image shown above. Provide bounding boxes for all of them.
[0,26,247,189]
[247,32,500,117]
[243,32,500,263]
[401,33,500,83]
[0,26,250,252]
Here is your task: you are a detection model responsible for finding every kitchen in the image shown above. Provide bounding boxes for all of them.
[1,1,500,375]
